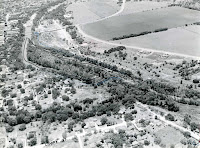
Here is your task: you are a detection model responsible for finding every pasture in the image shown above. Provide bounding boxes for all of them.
[81,7,200,40]
[121,1,170,15]
[67,0,119,24]
[155,126,185,147]
[112,25,200,57]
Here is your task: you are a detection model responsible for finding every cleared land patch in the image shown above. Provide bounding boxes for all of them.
[81,7,200,40]
[112,25,200,57]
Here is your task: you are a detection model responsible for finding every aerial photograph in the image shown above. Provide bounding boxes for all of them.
[0,0,200,148]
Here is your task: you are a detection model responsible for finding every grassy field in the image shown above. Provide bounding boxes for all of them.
[121,1,170,15]
[112,25,200,57]
[81,7,200,40]
[156,126,185,147]
[67,0,119,24]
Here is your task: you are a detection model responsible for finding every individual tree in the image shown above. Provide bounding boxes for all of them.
[70,88,76,94]
[184,114,191,125]
[7,117,17,126]
[190,122,197,131]
[35,104,42,110]
[170,144,175,148]
[10,93,17,98]
[1,89,9,97]
[62,95,69,101]
[27,133,34,139]
[17,84,22,89]
[124,113,133,121]
[154,137,161,145]
[74,104,82,112]
[48,90,51,94]
[144,140,150,146]
[81,122,86,128]
[68,122,74,131]
[6,125,14,132]
[165,114,175,121]
[17,143,23,148]
[100,117,108,125]
[35,111,42,118]
[52,88,60,99]
[44,94,48,98]
[29,138,37,146]
[183,132,191,138]
[19,124,26,131]
[41,136,49,144]
[131,110,137,114]
[24,115,31,123]
[20,88,25,94]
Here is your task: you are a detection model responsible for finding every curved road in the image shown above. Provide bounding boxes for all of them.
[137,102,200,141]
[21,0,199,143]
[76,0,200,60]
[76,0,200,141]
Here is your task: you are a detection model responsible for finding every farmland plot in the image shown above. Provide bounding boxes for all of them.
[121,1,170,15]
[112,25,200,57]
[67,0,119,24]
[81,7,200,40]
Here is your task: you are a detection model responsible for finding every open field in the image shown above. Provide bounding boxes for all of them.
[156,126,185,147]
[121,1,170,15]
[81,7,200,40]
[178,102,200,123]
[112,25,200,57]
[67,0,119,24]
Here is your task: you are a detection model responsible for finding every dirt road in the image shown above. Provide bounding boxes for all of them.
[76,0,200,60]
[137,102,200,140]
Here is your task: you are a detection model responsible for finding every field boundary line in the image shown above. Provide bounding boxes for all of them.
[76,25,200,60]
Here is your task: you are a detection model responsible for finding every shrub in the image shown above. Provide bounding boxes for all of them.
[165,114,175,121]
[19,124,26,131]
[44,94,48,98]
[17,143,23,148]
[124,113,133,121]
[82,122,86,128]
[154,137,161,145]
[10,93,17,98]
[131,110,137,114]
[35,104,42,110]
[183,131,191,138]
[27,133,34,139]
[193,79,199,84]
[28,138,37,146]
[190,122,198,131]
[48,90,51,94]
[17,84,22,89]
[62,95,69,101]
[144,140,150,146]
[100,117,108,125]
[41,136,49,144]
[6,125,14,133]
[20,88,25,94]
